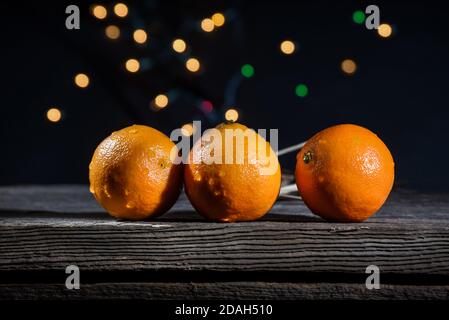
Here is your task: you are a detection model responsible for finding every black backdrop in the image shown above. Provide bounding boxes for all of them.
[1,0,448,190]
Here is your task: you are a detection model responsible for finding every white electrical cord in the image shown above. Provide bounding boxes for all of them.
[278,184,301,200]
[279,183,298,195]
[276,141,306,156]
[276,141,307,200]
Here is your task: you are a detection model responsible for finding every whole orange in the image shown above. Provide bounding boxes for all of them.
[184,122,281,222]
[295,124,394,222]
[89,125,182,220]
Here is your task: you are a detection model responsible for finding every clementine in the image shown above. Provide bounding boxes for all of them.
[89,125,182,220]
[295,124,394,222]
[184,122,281,222]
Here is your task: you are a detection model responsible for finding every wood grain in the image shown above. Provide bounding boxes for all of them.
[1,219,449,275]
[1,282,449,300]
[1,185,449,299]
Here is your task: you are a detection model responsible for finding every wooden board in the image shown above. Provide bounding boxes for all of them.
[1,185,449,300]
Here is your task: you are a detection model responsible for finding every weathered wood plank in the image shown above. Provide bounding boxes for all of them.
[1,185,449,221]
[1,219,449,275]
[1,186,449,278]
[1,282,448,300]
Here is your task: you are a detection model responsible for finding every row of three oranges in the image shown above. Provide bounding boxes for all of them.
[89,122,394,223]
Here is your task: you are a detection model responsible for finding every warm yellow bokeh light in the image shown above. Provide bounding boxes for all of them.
[105,25,120,39]
[74,73,90,88]
[280,40,295,55]
[125,59,140,73]
[186,58,200,72]
[181,123,195,137]
[47,108,62,123]
[341,59,357,75]
[92,5,107,19]
[212,13,225,27]
[114,3,128,17]
[225,108,239,122]
[201,18,215,32]
[133,29,147,44]
[154,94,169,108]
[378,23,392,38]
[172,39,186,53]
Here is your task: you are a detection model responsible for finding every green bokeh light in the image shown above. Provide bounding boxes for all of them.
[295,84,308,97]
[352,10,365,24]
[241,64,254,78]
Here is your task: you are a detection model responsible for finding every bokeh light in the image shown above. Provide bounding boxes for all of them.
[378,23,393,38]
[225,108,239,122]
[133,29,147,44]
[105,25,120,39]
[295,84,308,97]
[341,59,357,75]
[186,58,200,72]
[241,64,254,78]
[47,108,62,123]
[181,123,196,137]
[113,3,128,18]
[74,73,90,88]
[352,10,365,24]
[201,100,214,113]
[125,59,140,73]
[92,5,107,19]
[154,94,169,109]
[172,39,186,53]
[212,13,225,27]
[280,40,295,54]
[201,18,215,32]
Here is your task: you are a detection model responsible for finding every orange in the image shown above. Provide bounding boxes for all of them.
[295,124,394,222]
[89,125,182,220]
[184,122,281,222]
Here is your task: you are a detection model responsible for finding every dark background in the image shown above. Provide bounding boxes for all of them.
[1,0,448,190]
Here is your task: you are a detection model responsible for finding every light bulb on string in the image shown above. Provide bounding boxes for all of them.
[105,25,120,39]
[378,23,393,38]
[154,94,169,109]
[186,58,200,72]
[212,13,225,27]
[125,58,140,73]
[114,3,128,18]
[341,59,357,75]
[225,108,239,122]
[280,40,295,55]
[295,84,309,97]
[74,73,90,88]
[172,39,186,53]
[91,5,107,19]
[181,123,196,137]
[241,64,254,78]
[133,29,147,44]
[47,108,62,123]
[200,100,214,113]
[352,10,365,24]
[201,18,215,32]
